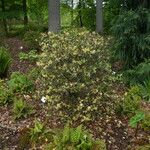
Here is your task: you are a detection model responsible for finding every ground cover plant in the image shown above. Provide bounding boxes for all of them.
[0,47,11,78]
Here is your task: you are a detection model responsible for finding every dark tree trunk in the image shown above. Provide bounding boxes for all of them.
[71,0,74,25]
[1,0,8,35]
[78,0,83,27]
[22,0,28,26]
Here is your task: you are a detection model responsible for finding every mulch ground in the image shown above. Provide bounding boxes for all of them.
[0,37,149,150]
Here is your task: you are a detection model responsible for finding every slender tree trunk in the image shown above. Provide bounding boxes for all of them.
[22,0,28,26]
[71,0,74,25]
[78,0,83,27]
[1,0,8,35]
[96,0,103,33]
[48,0,60,33]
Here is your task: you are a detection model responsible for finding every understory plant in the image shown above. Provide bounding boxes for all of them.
[117,86,142,116]
[37,29,119,121]
[0,80,12,106]
[111,8,150,69]
[13,98,33,119]
[29,120,51,147]
[0,47,11,78]
[46,124,106,150]
[8,72,34,93]
[19,50,38,62]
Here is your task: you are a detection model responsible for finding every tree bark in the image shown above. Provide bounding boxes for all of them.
[1,0,8,35]
[96,0,103,33]
[71,0,74,25]
[48,0,60,33]
[22,0,28,26]
[78,0,83,27]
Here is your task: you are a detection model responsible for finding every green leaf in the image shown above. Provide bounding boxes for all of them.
[129,111,145,128]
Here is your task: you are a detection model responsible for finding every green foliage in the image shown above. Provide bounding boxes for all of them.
[37,29,118,121]
[8,72,34,93]
[0,47,11,78]
[0,80,12,106]
[13,98,33,119]
[120,86,141,116]
[129,111,145,128]
[23,31,40,50]
[140,80,150,102]
[19,50,38,62]
[29,120,49,144]
[111,8,150,69]
[141,112,150,131]
[46,124,106,150]
[124,59,150,85]
[123,59,150,102]
[136,145,150,150]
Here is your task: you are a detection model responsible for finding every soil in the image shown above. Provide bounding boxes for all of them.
[0,37,149,150]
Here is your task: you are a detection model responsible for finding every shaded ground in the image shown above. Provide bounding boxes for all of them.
[4,37,35,75]
[0,37,149,150]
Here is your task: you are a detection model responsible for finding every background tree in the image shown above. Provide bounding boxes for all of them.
[48,0,60,32]
[96,0,103,33]
[23,0,28,26]
[1,0,8,35]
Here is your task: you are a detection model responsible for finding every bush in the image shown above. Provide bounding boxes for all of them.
[111,8,150,69]
[8,72,34,93]
[117,86,142,116]
[19,50,38,62]
[13,98,33,119]
[37,29,119,121]
[0,47,11,78]
[124,59,150,85]
[46,124,106,150]
[0,80,12,106]
[23,31,40,50]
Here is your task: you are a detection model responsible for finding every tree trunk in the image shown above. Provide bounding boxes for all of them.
[71,0,74,25]
[96,0,103,33]
[78,0,83,27]
[48,0,60,33]
[22,0,28,26]
[1,0,8,35]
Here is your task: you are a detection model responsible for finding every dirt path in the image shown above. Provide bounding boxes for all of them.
[4,37,35,75]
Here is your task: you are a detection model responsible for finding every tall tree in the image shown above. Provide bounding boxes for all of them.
[22,0,28,25]
[48,0,60,32]
[1,0,8,35]
[78,0,83,27]
[96,0,103,33]
[71,0,74,24]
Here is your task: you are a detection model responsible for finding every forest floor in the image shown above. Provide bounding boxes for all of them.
[0,37,149,150]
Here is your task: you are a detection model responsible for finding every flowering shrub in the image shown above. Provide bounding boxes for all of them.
[37,29,119,121]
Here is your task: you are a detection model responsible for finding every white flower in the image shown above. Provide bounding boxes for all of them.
[20,46,23,50]
[112,71,116,75]
[41,96,47,103]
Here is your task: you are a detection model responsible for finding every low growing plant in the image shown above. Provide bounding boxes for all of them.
[117,86,142,116]
[19,50,38,62]
[29,120,50,145]
[8,72,34,93]
[0,80,12,106]
[46,124,106,150]
[123,59,150,85]
[13,98,33,119]
[0,47,11,78]
[129,111,145,137]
